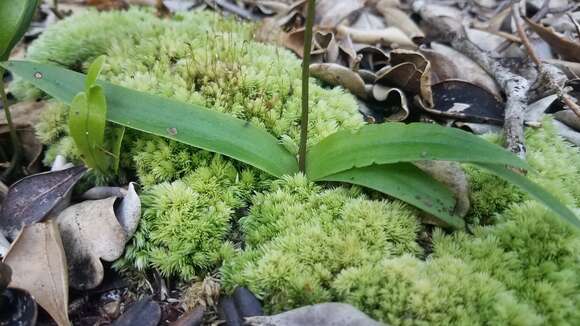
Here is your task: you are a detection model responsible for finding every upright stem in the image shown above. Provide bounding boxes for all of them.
[0,68,22,180]
[298,0,316,173]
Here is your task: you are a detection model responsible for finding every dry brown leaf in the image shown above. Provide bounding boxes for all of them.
[370,85,409,121]
[554,109,580,131]
[525,17,580,62]
[310,63,368,99]
[56,197,127,290]
[3,221,70,326]
[336,25,415,48]
[376,5,424,43]
[420,42,501,97]
[315,0,364,28]
[376,49,433,107]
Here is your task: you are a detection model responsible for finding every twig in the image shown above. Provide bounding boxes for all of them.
[512,3,580,118]
[496,0,551,53]
[298,0,315,173]
[413,1,529,160]
[0,68,22,181]
[568,13,580,38]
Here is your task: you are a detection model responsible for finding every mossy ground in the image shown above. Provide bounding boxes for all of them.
[21,8,580,325]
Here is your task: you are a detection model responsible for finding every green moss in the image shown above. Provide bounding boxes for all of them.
[220,175,422,312]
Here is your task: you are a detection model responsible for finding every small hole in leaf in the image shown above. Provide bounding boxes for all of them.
[34,72,43,79]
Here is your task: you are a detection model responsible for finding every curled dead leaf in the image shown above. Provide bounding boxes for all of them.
[336,25,415,49]
[56,197,127,290]
[3,221,70,326]
[0,166,87,240]
[115,183,141,237]
[370,85,409,121]
[376,5,424,43]
[310,63,368,99]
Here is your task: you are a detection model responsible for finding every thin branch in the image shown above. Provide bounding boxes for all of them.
[512,3,580,118]
[298,0,316,173]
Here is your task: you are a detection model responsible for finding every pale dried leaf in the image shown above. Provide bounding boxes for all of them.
[420,42,501,97]
[3,221,70,326]
[115,183,141,237]
[315,0,364,28]
[376,5,424,43]
[554,109,580,131]
[310,63,368,99]
[245,303,382,326]
[336,25,415,48]
[56,197,127,290]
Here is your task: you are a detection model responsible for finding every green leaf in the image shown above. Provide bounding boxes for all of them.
[1,60,299,177]
[0,0,40,60]
[475,163,580,229]
[306,123,529,181]
[85,55,105,90]
[322,163,465,229]
[68,85,108,172]
[110,126,126,174]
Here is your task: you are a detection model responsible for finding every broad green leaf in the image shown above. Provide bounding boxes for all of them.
[1,61,299,177]
[0,0,40,60]
[306,123,529,181]
[322,163,465,229]
[475,163,580,229]
[85,55,106,90]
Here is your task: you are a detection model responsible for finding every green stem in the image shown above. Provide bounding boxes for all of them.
[0,68,22,181]
[298,0,316,173]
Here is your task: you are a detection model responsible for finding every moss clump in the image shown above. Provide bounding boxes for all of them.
[220,175,422,312]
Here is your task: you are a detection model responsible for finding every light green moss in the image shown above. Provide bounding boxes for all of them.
[220,175,422,312]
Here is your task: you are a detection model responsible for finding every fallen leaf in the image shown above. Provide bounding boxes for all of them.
[245,303,382,326]
[357,46,389,71]
[336,25,415,49]
[553,119,580,146]
[369,85,410,121]
[0,166,87,239]
[376,4,424,43]
[115,182,141,237]
[233,287,263,318]
[420,42,501,97]
[315,0,364,28]
[171,306,204,326]
[56,197,127,290]
[81,186,128,200]
[0,124,43,174]
[524,17,580,62]
[377,49,433,107]
[112,296,161,326]
[310,63,368,99]
[3,221,70,326]
[554,110,580,131]
[425,80,504,124]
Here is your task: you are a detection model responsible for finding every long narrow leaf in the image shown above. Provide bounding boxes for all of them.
[2,60,299,177]
[0,0,40,60]
[322,163,465,229]
[306,123,529,180]
[475,163,579,228]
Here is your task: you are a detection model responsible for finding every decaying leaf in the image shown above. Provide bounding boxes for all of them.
[426,80,504,124]
[336,25,415,49]
[310,63,368,99]
[377,49,433,107]
[554,110,580,131]
[56,197,127,290]
[420,42,501,97]
[553,119,580,146]
[315,0,364,28]
[525,17,580,62]
[245,303,382,326]
[115,182,141,237]
[0,125,43,174]
[370,85,410,121]
[112,296,161,326]
[3,221,70,326]
[376,3,424,43]
[0,166,87,239]
[171,306,205,326]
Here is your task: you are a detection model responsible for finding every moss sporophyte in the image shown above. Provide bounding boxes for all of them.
[7,8,580,325]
